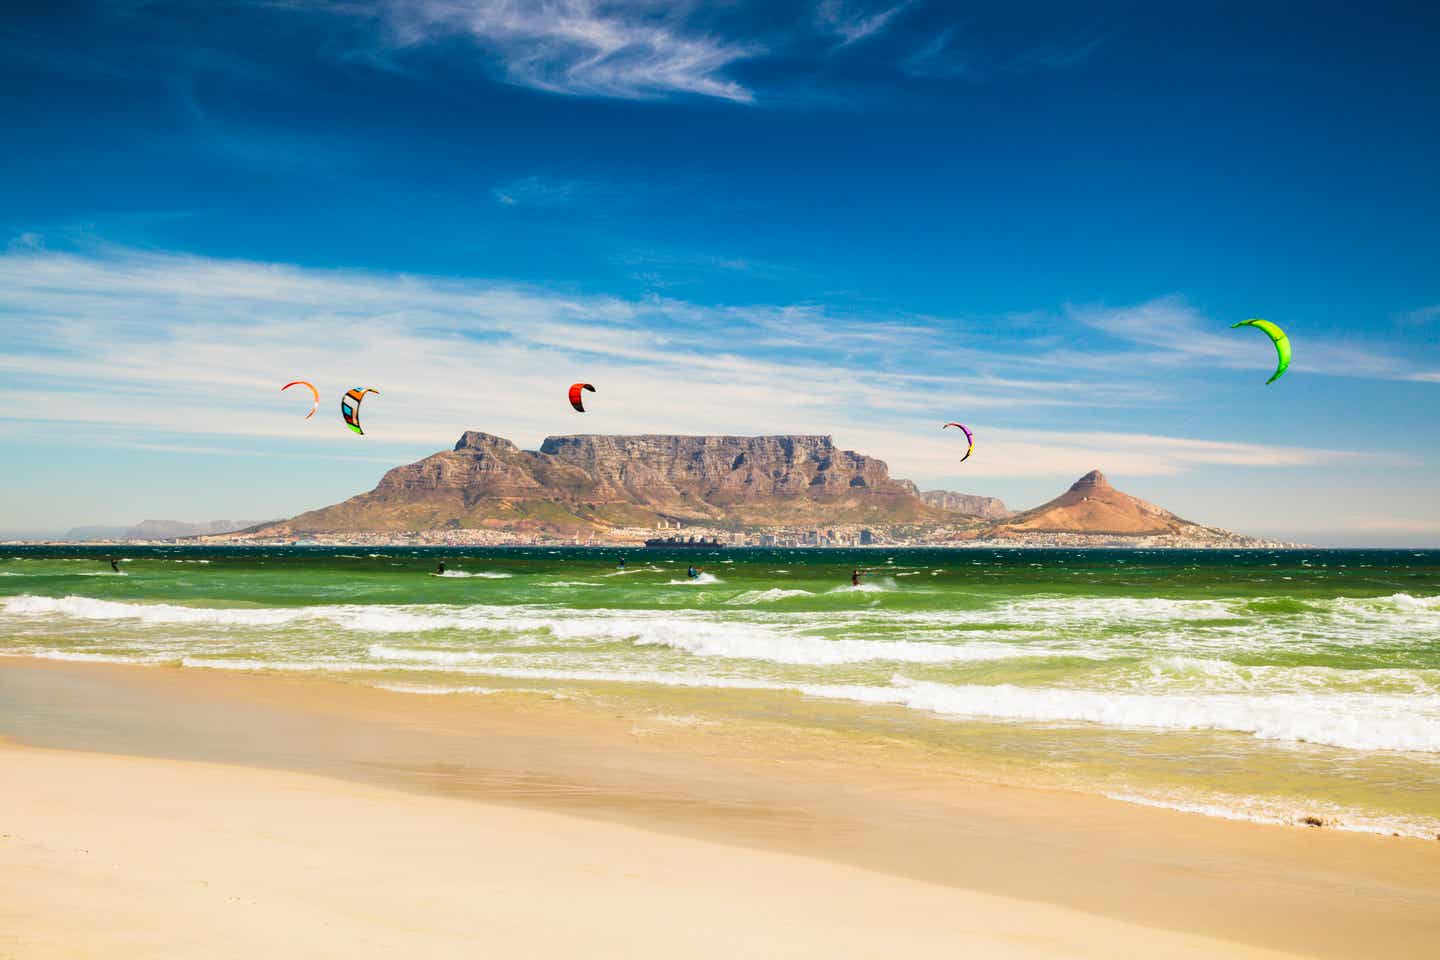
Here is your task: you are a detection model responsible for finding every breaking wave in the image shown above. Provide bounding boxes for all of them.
[433,570,512,579]
[667,572,722,585]
[725,588,815,604]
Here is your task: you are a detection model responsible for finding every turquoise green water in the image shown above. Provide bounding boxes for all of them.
[3,546,1438,836]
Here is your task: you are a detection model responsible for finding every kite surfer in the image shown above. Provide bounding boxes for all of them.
[851,568,864,587]
[436,561,446,575]
[108,557,120,573]
[687,565,699,580]
[617,556,626,570]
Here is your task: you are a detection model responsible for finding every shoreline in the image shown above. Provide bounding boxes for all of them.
[3,656,1437,958]
[7,540,1315,549]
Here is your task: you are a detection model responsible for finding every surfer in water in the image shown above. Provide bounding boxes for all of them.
[851,568,863,587]
[436,561,446,575]
[617,556,626,570]
[687,565,699,580]
[109,557,120,573]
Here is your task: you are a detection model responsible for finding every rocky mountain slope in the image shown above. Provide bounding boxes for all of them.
[921,490,1010,521]
[250,432,980,537]
[242,434,1273,546]
[972,470,1261,543]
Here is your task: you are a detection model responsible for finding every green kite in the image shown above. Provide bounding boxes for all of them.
[1230,318,1290,384]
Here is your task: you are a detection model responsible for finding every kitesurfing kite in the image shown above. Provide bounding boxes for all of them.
[1230,318,1291,384]
[568,382,596,413]
[341,388,379,435]
[281,380,319,419]
[943,422,975,462]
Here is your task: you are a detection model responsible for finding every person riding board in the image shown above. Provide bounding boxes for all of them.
[436,561,446,575]
[109,557,120,573]
[688,565,700,580]
[851,568,864,587]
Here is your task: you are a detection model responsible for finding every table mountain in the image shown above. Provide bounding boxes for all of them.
[242,436,1275,545]
[250,431,973,537]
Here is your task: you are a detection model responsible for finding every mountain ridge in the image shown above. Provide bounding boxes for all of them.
[251,431,958,538]
[65,519,259,542]
[238,431,1279,546]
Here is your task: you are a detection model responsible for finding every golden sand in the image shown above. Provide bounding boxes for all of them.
[1,658,1437,958]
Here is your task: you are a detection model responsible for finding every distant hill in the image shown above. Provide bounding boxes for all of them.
[64,525,133,541]
[971,470,1276,544]
[65,519,259,542]
[920,490,1010,521]
[247,431,970,538]
[990,470,1189,535]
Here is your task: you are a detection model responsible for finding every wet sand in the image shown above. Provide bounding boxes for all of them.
[2,658,1437,958]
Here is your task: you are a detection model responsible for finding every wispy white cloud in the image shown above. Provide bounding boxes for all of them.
[900,26,972,79]
[901,24,1104,81]
[372,0,760,102]
[1007,34,1105,71]
[1399,303,1440,325]
[289,2,1114,104]
[8,232,44,251]
[491,174,583,206]
[0,246,1381,501]
[0,247,1059,452]
[840,423,1382,486]
[1064,295,1435,383]
[816,0,911,46]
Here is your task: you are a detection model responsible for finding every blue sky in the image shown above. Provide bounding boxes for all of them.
[2,0,1438,543]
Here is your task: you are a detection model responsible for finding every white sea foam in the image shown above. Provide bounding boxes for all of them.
[725,588,814,604]
[525,611,1036,665]
[5,596,1041,666]
[602,565,664,576]
[1103,790,1440,839]
[367,644,499,664]
[35,640,1439,754]
[179,656,367,673]
[667,572,722,585]
[1,649,173,665]
[1381,593,1440,610]
[996,595,1236,624]
[2,595,309,625]
[827,579,894,594]
[622,623,1038,666]
[434,570,512,579]
[0,594,521,634]
[0,571,126,578]
[819,678,1440,753]
[371,682,564,698]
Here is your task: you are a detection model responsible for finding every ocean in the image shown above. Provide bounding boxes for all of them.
[3,545,1438,837]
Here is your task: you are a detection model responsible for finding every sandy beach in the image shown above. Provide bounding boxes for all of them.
[2,658,1437,959]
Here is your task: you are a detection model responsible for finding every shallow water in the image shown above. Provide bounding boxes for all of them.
[3,545,1438,836]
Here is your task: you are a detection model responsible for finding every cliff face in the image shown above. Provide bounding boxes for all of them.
[921,490,1011,521]
[256,432,948,536]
